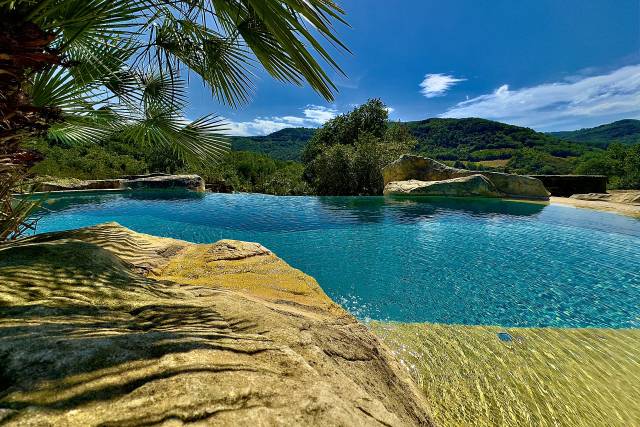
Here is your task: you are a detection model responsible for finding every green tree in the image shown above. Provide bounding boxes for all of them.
[302,99,388,163]
[507,148,575,175]
[0,0,348,239]
[574,143,640,189]
[622,144,640,189]
[303,99,416,195]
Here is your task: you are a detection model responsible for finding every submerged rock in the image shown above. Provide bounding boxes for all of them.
[0,223,432,426]
[383,155,550,199]
[384,175,501,197]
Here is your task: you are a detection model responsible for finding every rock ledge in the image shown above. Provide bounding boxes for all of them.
[0,223,432,426]
[36,174,205,192]
[383,155,550,199]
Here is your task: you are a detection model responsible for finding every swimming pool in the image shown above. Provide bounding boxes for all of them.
[31,190,640,328]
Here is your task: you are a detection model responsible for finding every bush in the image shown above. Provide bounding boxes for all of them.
[506,148,575,175]
[574,143,640,189]
[303,99,416,195]
[189,151,310,195]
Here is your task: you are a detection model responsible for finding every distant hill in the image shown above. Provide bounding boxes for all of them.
[231,118,592,163]
[231,128,316,161]
[550,119,640,147]
[404,118,587,161]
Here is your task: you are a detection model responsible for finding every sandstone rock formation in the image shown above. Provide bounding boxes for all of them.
[570,190,640,205]
[383,155,550,199]
[37,174,205,192]
[384,175,501,197]
[0,223,432,426]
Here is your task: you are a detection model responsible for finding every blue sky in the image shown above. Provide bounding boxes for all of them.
[186,0,640,135]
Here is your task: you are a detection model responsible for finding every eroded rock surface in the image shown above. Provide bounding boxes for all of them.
[0,223,432,426]
[37,174,205,192]
[571,190,640,205]
[384,175,501,197]
[383,155,550,199]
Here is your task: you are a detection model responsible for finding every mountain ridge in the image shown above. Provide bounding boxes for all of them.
[232,117,611,163]
[549,119,640,147]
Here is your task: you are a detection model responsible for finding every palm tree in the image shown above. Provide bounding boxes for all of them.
[0,0,348,239]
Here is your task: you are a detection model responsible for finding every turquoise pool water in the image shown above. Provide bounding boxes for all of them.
[31,190,640,328]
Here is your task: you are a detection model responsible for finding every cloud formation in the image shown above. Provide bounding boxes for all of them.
[420,73,466,98]
[223,105,338,136]
[441,65,640,130]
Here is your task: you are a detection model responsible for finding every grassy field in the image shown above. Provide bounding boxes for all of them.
[475,159,510,168]
[370,322,640,426]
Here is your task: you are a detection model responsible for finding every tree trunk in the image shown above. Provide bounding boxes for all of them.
[0,10,61,240]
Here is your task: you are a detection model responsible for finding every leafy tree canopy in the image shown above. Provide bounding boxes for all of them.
[302,99,416,195]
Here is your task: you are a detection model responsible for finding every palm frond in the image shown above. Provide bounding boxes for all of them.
[211,0,348,101]
[0,196,42,241]
[121,108,229,165]
[139,70,188,112]
[46,109,119,144]
[29,65,98,113]
[68,39,138,87]
[147,12,256,107]
[31,0,141,45]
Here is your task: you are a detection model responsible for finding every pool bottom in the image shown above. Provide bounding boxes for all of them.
[369,322,640,426]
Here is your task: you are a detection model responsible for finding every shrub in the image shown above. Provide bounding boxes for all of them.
[303,99,416,195]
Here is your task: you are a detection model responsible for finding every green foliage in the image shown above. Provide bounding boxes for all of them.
[232,117,597,166]
[574,143,640,189]
[5,0,349,166]
[302,100,416,195]
[551,120,640,147]
[28,139,148,179]
[182,151,311,195]
[28,137,310,195]
[406,118,587,161]
[308,144,357,195]
[231,128,316,161]
[506,149,575,175]
[302,99,389,163]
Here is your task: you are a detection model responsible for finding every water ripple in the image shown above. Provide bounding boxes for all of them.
[33,191,640,328]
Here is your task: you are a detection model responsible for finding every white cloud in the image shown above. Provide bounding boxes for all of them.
[222,105,338,136]
[420,73,466,98]
[441,65,640,131]
[385,106,395,114]
[302,105,337,125]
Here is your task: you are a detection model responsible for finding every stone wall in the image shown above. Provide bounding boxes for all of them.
[528,175,607,197]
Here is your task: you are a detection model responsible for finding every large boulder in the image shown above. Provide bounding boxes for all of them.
[383,155,550,199]
[0,223,432,426]
[384,175,502,197]
[383,155,461,184]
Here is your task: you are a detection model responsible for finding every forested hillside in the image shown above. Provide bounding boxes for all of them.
[405,118,588,162]
[27,114,640,193]
[550,120,640,147]
[231,128,315,161]
[231,118,592,163]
